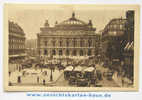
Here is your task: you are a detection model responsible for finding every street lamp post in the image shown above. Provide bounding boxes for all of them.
[50,68,53,81]
[121,60,124,87]
[50,60,53,81]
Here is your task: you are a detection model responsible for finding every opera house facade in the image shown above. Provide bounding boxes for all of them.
[37,13,100,60]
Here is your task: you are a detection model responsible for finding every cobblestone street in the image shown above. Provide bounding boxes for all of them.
[8,62,133,87]
[9,67,64,86]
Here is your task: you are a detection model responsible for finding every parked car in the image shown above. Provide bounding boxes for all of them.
[22,61,32,69]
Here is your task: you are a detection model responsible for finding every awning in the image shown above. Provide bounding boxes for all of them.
[124,41,134,51]
[9,53,27,58]
[74,66,83,72]
[84,67,95,72]
[64,66,73,71]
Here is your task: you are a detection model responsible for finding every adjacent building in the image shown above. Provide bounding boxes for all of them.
[102,10,134,82]
[122,11,134,81]
[9,21,26,63]
[102,18,127,62]
[25,39,37,57]
[37,13,99,61]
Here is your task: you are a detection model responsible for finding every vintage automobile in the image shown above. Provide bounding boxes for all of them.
[21,60,32,69]
[64,66,74,80]
[57,63,65,70]
[22,69,41,76]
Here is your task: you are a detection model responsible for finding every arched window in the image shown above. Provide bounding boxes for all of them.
[44,49,47,55]
[73,50,77,56]
[59,50,62,56]
[66,49,69,56]
[59,41,62,47]
[52,49,56,55]
[80,50,83,56]
[88,49,92,56]
[52,40,56,47]
[80,40,84,47]
[73,39,77,47]
[44,41,47,46]
[66,40,69,47]
[88,39,92,47]
[39,50,40,55]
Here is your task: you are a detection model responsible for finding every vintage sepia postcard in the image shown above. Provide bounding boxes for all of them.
[3,4,140,91]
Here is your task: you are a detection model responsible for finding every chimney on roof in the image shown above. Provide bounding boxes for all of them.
[72,12,75,18]
[88,20,93,27]
[55,21,58,25]
[44,20,49,27]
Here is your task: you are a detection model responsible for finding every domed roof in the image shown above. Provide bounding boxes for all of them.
[40,12,96,32]
[57,12,88,26]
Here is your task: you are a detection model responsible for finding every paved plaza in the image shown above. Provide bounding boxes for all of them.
[9,67,64,86]
[8,63,130,87]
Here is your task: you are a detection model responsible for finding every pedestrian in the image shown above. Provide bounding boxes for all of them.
[45,71,47,76]
[43,79,45,85]
[16,64,18,70]
[122,78,124,87]
[9,71,11,76]
[17,76,21,83]
[9,81,12,86]
[23,71,25,76]
[19,66,21,72]
[37,76,39,83]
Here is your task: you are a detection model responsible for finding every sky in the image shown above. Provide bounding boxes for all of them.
[7,5,127,39]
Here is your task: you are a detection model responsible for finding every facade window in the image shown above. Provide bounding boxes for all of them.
[88,49,92,56]
[114,24,117,29]
[66,49,69,56]
[60,41,62,47]
[66,40,69,47]
[44,41,47,46]
[80,40,84,47]
[52,41,56,47]
[52,49,56,55]
[73,39,77,47]
[88,39,92,47]
[73,50,77,56]
[80,50,83,56]
[113,31,117,35]
[38,50,40,55]
[59,50,62,56]
[44,49,47,55]
[120,24,123,29]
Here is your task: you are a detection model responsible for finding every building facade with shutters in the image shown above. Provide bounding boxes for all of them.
[37,13,99,60]
[9,21,26,63]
